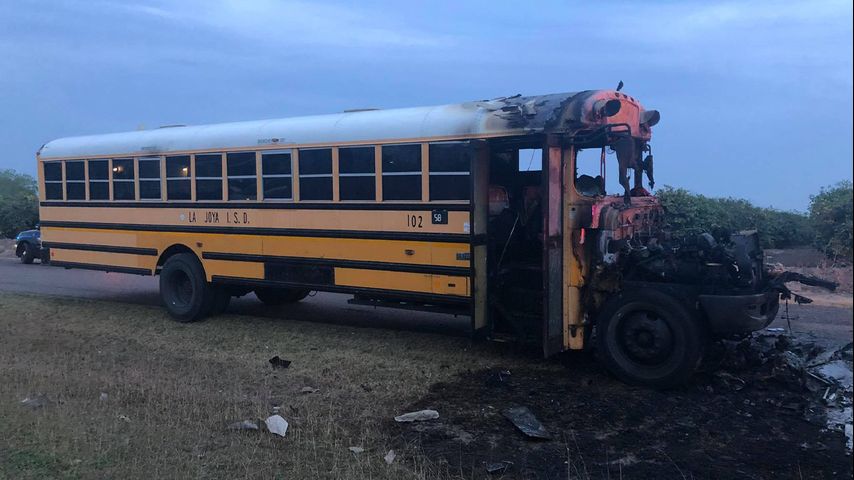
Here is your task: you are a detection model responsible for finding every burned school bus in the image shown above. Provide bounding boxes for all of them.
[37,88,830,387]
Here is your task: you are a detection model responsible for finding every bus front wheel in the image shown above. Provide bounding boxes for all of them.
[255,287,310,306]
[159,253,213,323]
[595,288,704,389]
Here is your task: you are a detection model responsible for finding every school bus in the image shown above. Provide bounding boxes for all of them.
[37,89,785,387]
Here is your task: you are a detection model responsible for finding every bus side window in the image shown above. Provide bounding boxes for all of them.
[88,160,109,200]
[43,162,63,200]
[339,146,375,201]
[112,158,135,200]
[382,144,421,201]
[138,157,162,200]
[428,142,470,201]
[165,155,191,200]
[262,151,293,200]
[195,154,223,201]
[65,160,85,200]
[299,148,333,201]
[227,151,257,201]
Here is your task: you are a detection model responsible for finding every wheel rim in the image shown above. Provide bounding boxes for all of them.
[617,310,674,365]
[167,270,194,307]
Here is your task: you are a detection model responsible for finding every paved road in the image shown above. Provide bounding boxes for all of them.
[0,256,850,346]
[0,256,469,335]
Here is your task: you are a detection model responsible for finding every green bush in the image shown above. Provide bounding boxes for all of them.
[808,181,853,261]
[656,186,814,249]
[0,169,39,238]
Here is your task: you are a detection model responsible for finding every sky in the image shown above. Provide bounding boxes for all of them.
[1,0,851,211]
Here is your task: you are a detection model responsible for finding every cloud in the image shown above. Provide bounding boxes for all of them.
[116,0,455,48]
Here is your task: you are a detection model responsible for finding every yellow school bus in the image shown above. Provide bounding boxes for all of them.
[37,89,785,386]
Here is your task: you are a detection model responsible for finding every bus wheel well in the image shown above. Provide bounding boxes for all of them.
[156,244,198,272]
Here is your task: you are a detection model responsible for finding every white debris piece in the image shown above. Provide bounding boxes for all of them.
[394,409,439,423]
[265,414,289,437]
[348,446,364,454]
[20,395,49,409]
[99,392,108,402]
[227,420,260,431]
[384,449,396,464]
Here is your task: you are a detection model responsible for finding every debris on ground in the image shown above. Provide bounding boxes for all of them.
[394,409,439,423]
[383,449,396,464]
[503,406,551,440]
[20,394,50,409]
[485,460,513,474]
[227,420,260,431]
[268,356,291,369]
[300,387,318,394]
[117,414,131,422]
[265,415,289,437]
[99,392,108,402]
[348,446,364,454]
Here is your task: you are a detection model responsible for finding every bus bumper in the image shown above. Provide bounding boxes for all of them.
[699,292,780,335]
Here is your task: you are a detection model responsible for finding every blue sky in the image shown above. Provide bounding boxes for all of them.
[1,0,851,211]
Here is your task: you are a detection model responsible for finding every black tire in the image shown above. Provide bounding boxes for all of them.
[159,253,213,322]
[254,287,310,306]
[595,288,704,389]
[209,286,231,315]
[19,243,35,264]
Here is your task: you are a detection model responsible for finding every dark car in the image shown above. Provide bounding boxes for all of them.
[15,227,45,264]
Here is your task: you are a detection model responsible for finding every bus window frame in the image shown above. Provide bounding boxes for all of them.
[261,149,295,202]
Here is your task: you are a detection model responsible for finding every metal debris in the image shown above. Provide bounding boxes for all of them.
[383,449,396,464]
[503,406,551,440]
[485,461,513,474]
[268,356,291,369]
[20,394,50,409]
[265,414,289,437]
[394,409,439,423]
[300,387,318,394]
[348,446,364,454]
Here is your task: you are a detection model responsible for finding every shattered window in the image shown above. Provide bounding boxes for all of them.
[574,148,607,197]
[518,149,542,172]
[382,144,421,201]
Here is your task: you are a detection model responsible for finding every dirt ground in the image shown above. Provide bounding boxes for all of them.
[0,246,851,479]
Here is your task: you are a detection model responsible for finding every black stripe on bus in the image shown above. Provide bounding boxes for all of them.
[211,275,471,305]
[42,242,158,256]
[40,201,472,212]
[38,221,472,243]
[50,261,152,276]
[202,252,471,277]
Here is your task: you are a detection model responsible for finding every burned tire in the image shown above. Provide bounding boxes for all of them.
[19,243,34,264]
[159,253,213,323]
[595,288,703,389]
[254,287,310,306]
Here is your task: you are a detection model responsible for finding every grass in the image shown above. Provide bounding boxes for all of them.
[0,292,507,479]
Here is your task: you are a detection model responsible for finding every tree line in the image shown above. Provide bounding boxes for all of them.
[657,182,853,261]
[1,169,851,260]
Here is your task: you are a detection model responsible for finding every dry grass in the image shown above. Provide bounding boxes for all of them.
[0,292,504,479]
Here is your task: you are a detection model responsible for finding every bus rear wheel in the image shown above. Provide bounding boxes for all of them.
[254,287,310,306]
[595,288,703,389]
[159,253,213,322]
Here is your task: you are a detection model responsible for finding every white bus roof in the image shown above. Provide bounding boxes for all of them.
[38,91,597,160]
